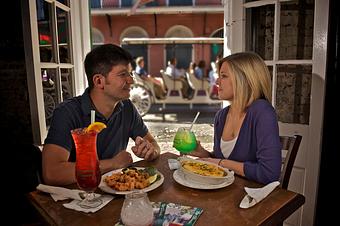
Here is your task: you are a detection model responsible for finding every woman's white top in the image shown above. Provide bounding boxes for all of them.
[220,136,238,158]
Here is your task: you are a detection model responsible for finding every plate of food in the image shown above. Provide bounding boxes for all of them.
[99,166,164,195]
[173,157,235,189]
[173,169,234,190]
[178,157,234,185]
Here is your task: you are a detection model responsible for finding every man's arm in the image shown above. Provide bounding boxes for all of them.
[42,144,134,186]
[42,144,76,185]
[99,151,133,174]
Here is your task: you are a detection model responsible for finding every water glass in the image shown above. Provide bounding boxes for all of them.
[120,191,154,226]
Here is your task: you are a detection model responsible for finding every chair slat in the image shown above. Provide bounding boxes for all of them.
[279,135,302,190]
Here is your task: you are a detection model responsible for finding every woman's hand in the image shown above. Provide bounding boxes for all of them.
[199,157,220,165]
[188,141,212,158]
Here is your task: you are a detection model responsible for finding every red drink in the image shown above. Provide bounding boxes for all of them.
[72,128,101,192]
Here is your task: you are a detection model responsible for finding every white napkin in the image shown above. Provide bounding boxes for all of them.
[36,184,114,213]
[168,158,180,170]
[63,195,113,213]
[37,184,85,201]
[239,181,280,209]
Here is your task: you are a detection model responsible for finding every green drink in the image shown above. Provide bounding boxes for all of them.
[173,127,197,153]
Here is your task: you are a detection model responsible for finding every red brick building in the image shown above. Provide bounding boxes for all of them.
[91,0,223,76]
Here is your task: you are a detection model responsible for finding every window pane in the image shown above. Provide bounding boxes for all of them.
[57,7,71,63]
[279,0,314,60]
[37,0,54,62]
[91,0,102,8]
[210,28,223,62]
[275,65,311,124]
[245,5,275,60]
[122,0,133,7]
[166,44,192,69]
[122,44,148,71]
[267,65,273,81]
[42,68,58,126]
[169,0,192,6]
[57,0,69,7]
[61,68,73,100]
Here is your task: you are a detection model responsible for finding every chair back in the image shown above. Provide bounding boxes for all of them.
[279,135,302,189]
[160,69,183,97]
[187,72,210,91]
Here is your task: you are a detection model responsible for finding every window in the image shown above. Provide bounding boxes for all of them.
[210,28,224,62]
[169,0,192,6]
[37,0,75,126]
[165,25,193,69]
[120,26,149,70]
[245,0,314,124]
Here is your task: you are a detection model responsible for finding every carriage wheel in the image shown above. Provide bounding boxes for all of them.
[44,92,55,119]
[129,84,152,116]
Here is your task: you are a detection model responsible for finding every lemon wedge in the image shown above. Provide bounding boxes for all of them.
[148,174,158,184]
[86,122,107,133]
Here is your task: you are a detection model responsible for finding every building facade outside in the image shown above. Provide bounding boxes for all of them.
[91,0,224,77]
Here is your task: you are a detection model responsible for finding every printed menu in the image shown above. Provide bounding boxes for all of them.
[115,201,203,226]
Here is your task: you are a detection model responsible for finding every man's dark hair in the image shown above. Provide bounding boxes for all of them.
[84,44,133,89]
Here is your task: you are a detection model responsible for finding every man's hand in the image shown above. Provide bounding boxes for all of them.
[131,136,157,161]
[111,151,133,169]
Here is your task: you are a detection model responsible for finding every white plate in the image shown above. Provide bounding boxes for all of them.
[99,167,164,195]
[173,169,234,190]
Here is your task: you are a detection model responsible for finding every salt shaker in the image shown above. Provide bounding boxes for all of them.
[120,191,154,226]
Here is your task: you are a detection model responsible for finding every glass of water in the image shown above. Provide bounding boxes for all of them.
[120,191,153,226]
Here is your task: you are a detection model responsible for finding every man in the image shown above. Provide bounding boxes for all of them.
[135,56,166,99]
[165,58,193,98]
[42,44,161,186]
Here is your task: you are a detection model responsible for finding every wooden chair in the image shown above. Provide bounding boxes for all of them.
[279,135,302,189]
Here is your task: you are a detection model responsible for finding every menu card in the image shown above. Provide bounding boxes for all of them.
[115,201,203,226]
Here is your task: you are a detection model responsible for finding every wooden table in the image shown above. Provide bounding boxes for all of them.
[28,152,305,226]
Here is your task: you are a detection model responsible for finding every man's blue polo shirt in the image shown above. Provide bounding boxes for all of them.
[44,88,148,162]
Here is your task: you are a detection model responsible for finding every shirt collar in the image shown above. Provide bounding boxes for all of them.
[80,88,124,121]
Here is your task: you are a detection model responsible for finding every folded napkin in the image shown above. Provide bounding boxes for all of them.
[168,158,180,170]
[239,181,280,209]
[37,184,85,201]
[63,195,113,213]
[36,184,114,213]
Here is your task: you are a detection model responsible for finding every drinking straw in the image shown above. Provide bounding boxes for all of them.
[91,110,95,124]
[189,112,200,131]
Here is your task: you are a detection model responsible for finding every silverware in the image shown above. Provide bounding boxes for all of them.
[79,192,86,199]
[239,194,257,209]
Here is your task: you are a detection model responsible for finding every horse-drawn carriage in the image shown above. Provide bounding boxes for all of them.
[122,37,224,116]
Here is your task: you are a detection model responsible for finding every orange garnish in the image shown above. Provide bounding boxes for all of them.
[86,122,107,133]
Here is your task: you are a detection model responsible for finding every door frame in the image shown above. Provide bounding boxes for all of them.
[225,0,328,225]
[23,0,91,145]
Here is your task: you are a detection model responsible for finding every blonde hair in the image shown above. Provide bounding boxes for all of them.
[217,52,272,112]
[135,56,144,65]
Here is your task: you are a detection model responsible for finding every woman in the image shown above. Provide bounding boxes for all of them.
[189,52,282,184]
